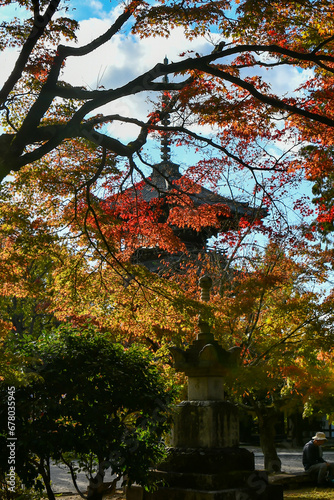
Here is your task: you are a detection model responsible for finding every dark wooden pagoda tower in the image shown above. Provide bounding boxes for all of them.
[130,60,264,272]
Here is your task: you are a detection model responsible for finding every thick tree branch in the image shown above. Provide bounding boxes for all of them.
[312,34,334,55]
[2,11,334,181]
[9,115,150,170]
[8,4,137,159]
[207,42,334,67]
[196,63,334,128]
[54,80,191,100]
[0,0,61,106]
[56,3,136,60]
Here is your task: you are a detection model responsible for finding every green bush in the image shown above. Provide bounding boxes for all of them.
[0,326,177,500]
[0,472,44,499]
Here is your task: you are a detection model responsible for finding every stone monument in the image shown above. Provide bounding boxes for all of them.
[126,276,283,500]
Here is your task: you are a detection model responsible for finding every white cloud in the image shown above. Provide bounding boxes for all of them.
[59,12,315,150]
[0,48,17,88]
[88,0,105,14]
[60,18,213,142]
[61,18,211,88]
[267,65,314,96]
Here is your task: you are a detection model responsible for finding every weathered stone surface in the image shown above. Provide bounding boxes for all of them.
[171,401,239,449]
[158,447,255,475]
[150,469,256,490]
[170,337,235,379]
[188,376,225,401]
[269,471,314,489]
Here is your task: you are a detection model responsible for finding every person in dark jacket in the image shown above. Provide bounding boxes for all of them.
[303,432,334,485]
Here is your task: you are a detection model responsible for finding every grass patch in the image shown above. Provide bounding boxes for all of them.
[285,488,334,499]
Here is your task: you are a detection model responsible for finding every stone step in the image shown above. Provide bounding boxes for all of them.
[150,469,267,490]
[126,484,283,500]
[269,472,315,489]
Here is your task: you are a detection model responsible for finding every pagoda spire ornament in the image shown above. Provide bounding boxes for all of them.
[198,274,214,341]
[160,56,171,163]
[170,275,238,400]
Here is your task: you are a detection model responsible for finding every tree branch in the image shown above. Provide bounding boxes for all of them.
[7,3,137,159]
[54,80,190,100]
[56,3,136,60]
[196,62,334,128]
[60,455,87,500]
[2,18,334,179]
[251,317,318,365]
[0,0,61,106]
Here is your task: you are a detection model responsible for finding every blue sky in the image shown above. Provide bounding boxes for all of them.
[68,0,119,21]
[0,0,113,22]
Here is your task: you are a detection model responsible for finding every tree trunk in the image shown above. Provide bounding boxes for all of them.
[257,407,282,473]
[38,458,56,500]
[87,486,103,500]
[288,412,304,447]
[87,477,117,500]
[87,474,104,500]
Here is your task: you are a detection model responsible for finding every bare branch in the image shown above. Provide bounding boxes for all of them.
[0,0,61,106]
[60,455,87,500]
[195,62,334,128]
[56,3,136,60]
[54,79,191,100]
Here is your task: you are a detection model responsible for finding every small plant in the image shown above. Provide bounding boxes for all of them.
[0,473,45,500]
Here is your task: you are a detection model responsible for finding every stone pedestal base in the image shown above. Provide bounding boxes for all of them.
[126,448,283,500]
[150,469,254,490]
[125,392,284,500]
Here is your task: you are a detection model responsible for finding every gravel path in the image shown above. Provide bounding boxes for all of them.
[50,464,119,494]
[254,449,304,473]
[50,448,334,494]
[251,447,334,474]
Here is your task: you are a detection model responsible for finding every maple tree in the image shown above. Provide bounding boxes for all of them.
[2,172,334,477]
[1,0,334,482]
[0,183,62,382]
[0,170,200,352]
[0,0,334,246]
[203,240,334,472]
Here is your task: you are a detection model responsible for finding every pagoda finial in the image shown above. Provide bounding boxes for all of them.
[161,56,171,163]
[198,275,214,340]
[163,55,169,83]
[199,275,213,302]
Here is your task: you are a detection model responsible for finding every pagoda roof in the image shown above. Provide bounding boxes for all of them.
[136,56,264,222]
[139,159,263,222]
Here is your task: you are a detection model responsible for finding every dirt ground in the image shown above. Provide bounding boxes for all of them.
[57,491,126,499]
[284,488,334,499]
[56,487,334,500]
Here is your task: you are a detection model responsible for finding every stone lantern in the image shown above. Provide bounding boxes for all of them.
[169,275,241,450]
[126,277,283,500]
